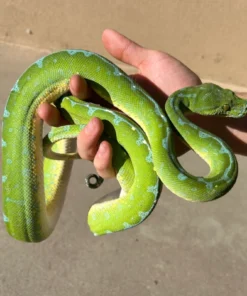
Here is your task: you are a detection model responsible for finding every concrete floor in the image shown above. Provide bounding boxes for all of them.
[1,42,247,296]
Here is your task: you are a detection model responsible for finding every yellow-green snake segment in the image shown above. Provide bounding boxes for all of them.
[2,50,247,242]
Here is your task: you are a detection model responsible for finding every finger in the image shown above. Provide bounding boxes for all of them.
[94,141,115,179]
[77,117,104,160]
[235,91,247,99]
[37,102,67,126]
[69,74,91,100]
[102,28,149,69]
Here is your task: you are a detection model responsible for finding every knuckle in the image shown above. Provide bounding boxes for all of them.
[80,147,97,161]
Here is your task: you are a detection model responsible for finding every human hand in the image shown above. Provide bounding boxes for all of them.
[38,28,202,179]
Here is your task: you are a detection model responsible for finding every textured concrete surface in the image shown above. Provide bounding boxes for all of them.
[1,42,247,296]
[1,0,247,86]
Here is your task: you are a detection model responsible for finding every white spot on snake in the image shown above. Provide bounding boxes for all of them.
[11,80,20,92]
[189,122,198,129]
[104,212,110,220]
[139,211,150,220]
[146,151,153,163]
[67,50,79,55]
[178,173,188,181]
[123,222,132,229]
[201,148,208,153]
[199,131,210,138]
[197,177,213,189]
[131,126,136,131]
[207,183,213,189]
[147,183,159,196]
[114,67,122,76]
[22,168,31,177]
[82,50,93,57]
[136,133,145,146]
[162,137,168,149]
[6,159,12,164]
[2,139,7,147]
[25,218,33,225]
[2,176,7,183]
[104,109,113,114]
[160,114,167,122]
[222,158,234,182]
[63,126,70,131]
[22,147,28,155]
[36,57,45,68]
[87,106,98,116]
[113,115,123,125]
[178,118,185,125]
[169,97,175,107]
[131,84,137,91]
[105,230,112,234]
[53,59,57,63]
[219,146,229,154]
[96,66,101,72]
[3,214,9,222]
[3,109,10,118]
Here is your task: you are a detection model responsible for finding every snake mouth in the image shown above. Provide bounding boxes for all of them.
[228,94,247,118]
[227,104,247,118]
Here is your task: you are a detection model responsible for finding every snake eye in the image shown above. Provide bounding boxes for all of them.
[223,104,230,112]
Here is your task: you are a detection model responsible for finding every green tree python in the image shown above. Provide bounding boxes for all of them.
[2,50,247,242]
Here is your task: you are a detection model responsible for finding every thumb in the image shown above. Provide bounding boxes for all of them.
[102,29,148,69]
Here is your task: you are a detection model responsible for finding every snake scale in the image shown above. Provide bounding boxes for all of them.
[2,50,247,242]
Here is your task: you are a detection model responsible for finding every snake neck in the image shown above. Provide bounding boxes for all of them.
[166,92,237,176]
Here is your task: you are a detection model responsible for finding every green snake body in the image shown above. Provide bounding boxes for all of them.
[2,50,247,242]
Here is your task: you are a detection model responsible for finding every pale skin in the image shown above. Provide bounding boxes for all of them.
[38,29,247,180]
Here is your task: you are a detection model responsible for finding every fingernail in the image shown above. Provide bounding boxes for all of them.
[98,142,107,157]
[85,118,96,135]
[70,75,89,99]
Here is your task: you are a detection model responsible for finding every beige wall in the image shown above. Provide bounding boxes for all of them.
[1,0,247,86]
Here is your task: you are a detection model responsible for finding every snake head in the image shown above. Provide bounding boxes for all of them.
[195,84,247,118]
[218,90,247,118]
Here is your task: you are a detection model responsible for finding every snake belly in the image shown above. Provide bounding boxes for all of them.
[2,50,247,242]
